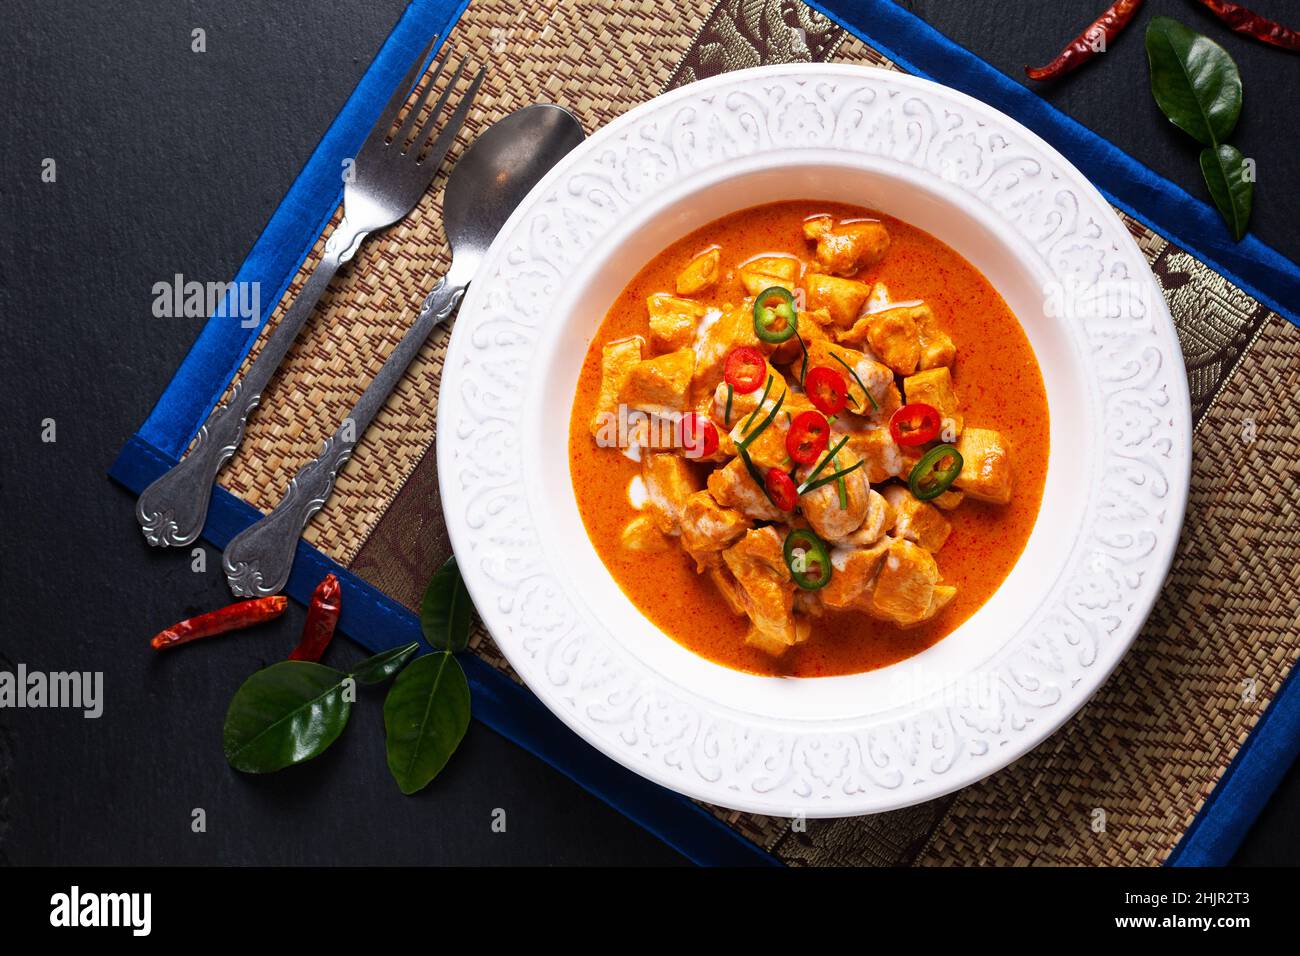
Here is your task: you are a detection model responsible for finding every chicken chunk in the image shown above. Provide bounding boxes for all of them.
[623,412,683,454]
[619,348,695,416]
[722,527,810,655]
[707,564,748,617]
[915,304,956,370]
[589,336,643,439]
[728,397,789,470]
[831,488,892,546]
[680,490,751,561]
[712,364,787,425]
[904,366,963,439]
[642,452,701,535]
[844,426,906,483]
[620,514,671,553]
[806,339,894,416]
[881,485,952,553]
[870,538,953,627]
[796,445,871,541]
[738,255,799,295]
[804,273,872,328]
[820,539,890,610]
[769,308,830,365]
[931,489,965,511]
[846,306,923,376]
[707,457,786,522]
[646,293,706,353]
[954,427,1012,504]
[803,216,891,276]
[676,247,720,296]
[692,302,764,395]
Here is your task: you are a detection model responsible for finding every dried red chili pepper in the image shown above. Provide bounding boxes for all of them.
[1026,0,1145,81]
[150,596,287,651]
[1197,0,1300,51]
[288,574,342,662]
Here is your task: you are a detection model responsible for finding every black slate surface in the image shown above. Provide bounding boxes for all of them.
[0,0,1295,866]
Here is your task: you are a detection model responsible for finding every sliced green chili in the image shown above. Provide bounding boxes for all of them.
[782,528,832,591]
[908,444,964,501]
[829,351,879,412]
[753,287,798,343]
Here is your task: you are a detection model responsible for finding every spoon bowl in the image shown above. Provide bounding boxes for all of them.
[443,104,586,285]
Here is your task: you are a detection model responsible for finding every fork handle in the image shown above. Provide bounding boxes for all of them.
[136,220,369,547]
[222,271,468,597]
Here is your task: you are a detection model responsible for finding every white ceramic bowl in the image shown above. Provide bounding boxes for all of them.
[438,65,1191,816]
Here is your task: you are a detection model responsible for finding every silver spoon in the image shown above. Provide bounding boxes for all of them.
[222,104,585,597]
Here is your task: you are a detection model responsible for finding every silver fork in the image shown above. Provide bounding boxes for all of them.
[136,39,483,547]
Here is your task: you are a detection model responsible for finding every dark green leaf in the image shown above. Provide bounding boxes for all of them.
[1145,17,1242,146]
[223,661,352,773]
[350,641,420,685]
[1199,145,1254,241]
[420,555,472,652]
[383,652,471,795]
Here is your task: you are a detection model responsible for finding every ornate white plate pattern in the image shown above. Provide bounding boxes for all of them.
[438,65,1191,816]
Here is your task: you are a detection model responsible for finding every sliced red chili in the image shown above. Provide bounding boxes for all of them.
[764,467,798,512]
[150,596,288,651]
[805,366,848,416]
[724,346,767,394]
[889,403,942,447]
[908,444,964,502]
[753,287,798,343]
[786,410,830,465]
[782,528,832,591]
[288,574,341,662]
[680,412,719,459]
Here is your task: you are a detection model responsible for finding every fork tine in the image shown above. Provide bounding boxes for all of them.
[393,55,450,152]
[368,35,437,148]
[416,63,487,169]
[406,57,467,157]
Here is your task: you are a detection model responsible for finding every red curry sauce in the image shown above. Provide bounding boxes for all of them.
[567,201,1049,677]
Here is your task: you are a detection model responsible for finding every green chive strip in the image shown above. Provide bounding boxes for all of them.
[724,384,734,426]
[829,352,879,412]
[741,375,774,434]
[797,435,850,492]
[737,391,785,451]
[795,329,809,386]
[736,445,779,507]
[802,459,865,495]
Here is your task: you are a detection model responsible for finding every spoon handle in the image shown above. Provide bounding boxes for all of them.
[222,272,467,598]
[134,241,356,547]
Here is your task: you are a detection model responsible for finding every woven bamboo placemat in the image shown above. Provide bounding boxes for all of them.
[210,0,1299,865]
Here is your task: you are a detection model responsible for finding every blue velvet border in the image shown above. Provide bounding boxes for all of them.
[1167,658,1300,866]
[109,435,777,867]
[808,0,1300,329]
[114,0,1297,867]
[810,0,1300,867]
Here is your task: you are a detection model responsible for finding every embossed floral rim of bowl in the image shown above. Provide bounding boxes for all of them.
[437,65,1191,817]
